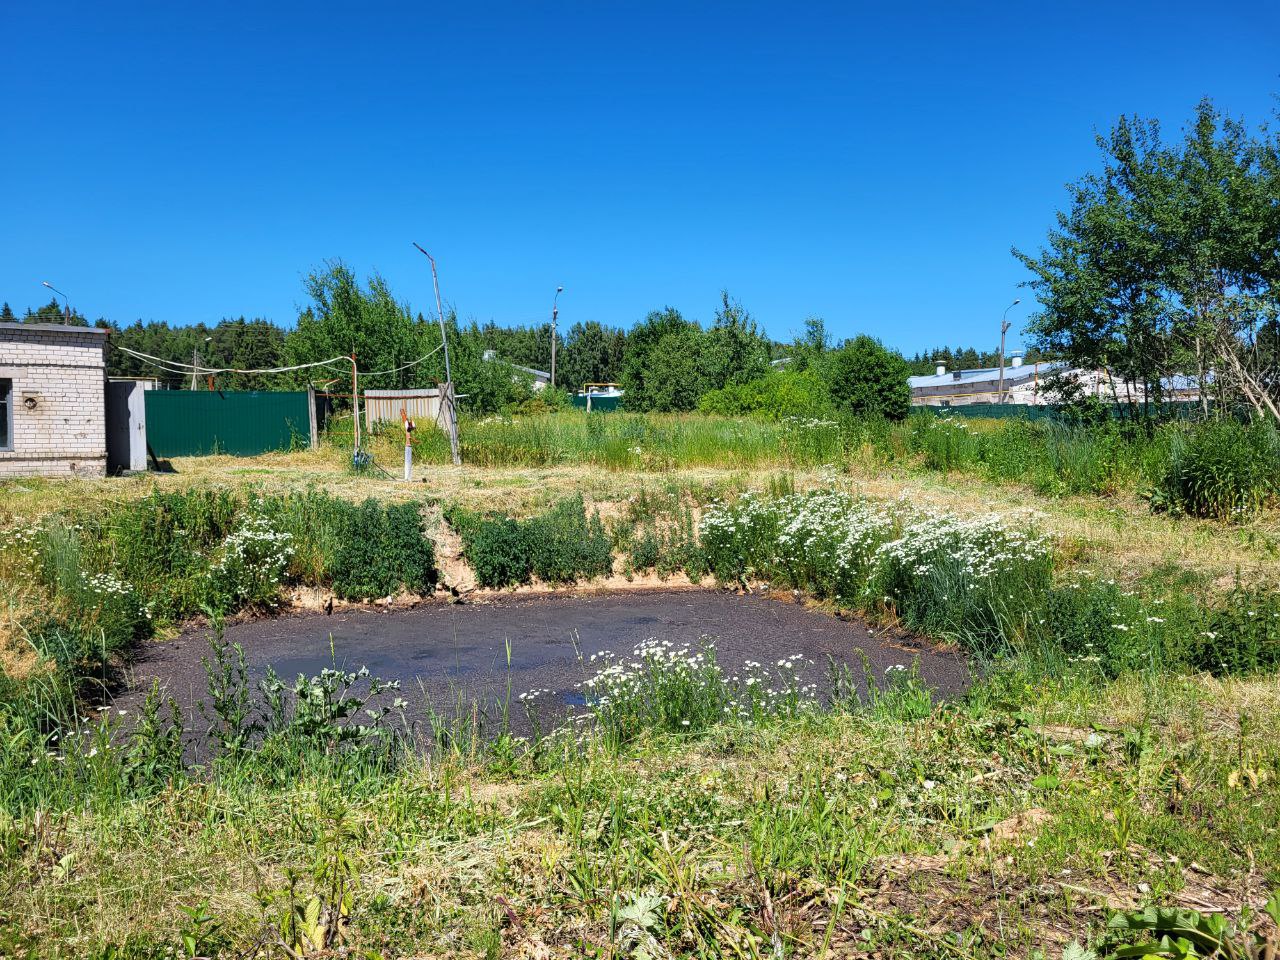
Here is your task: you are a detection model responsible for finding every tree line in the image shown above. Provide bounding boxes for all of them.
[1,289,1030,416]
[1,299,90,326]
[904,345,1047,376]
[2,267,917,417]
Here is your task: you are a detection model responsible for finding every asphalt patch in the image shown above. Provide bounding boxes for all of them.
[111,589,969,747]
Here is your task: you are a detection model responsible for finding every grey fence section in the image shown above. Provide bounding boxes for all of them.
[364,389,443,430]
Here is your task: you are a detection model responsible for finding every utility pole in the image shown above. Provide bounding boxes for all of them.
[996,299,1021,403]
[190,336,212,391]
[550,285,564,388]
[412,243,461,466]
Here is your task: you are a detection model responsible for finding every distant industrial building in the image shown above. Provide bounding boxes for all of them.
[909,354,1204,407]
[0,322,109,477]
[908,355,1063,406]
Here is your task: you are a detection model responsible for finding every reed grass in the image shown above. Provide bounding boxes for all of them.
[418,411,845,470]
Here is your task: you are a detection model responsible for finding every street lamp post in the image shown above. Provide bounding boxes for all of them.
[996,299,1022,404]
[41,281,71,324]
[550,286,564,389]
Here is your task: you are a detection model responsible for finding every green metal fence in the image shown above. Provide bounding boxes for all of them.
[145,390,312,458]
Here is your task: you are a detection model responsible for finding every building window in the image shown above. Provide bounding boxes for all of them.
[0,379,11,451]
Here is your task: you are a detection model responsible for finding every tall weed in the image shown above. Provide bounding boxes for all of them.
[1155,418,1280,519]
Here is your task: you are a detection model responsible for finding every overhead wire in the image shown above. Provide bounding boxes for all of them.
[111,342,446,380]
[354,342,445,378]
[112,345,350,376]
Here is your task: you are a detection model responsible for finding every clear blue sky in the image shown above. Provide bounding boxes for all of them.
[2,1,1276,356]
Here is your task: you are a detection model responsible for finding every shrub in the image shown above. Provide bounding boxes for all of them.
[449,497,612,587]
[329,500,437,600]
[819,335,911,420]
[699,493,784,584]
[866,510,1054,653]
[622,507,706,581]
[527,496,612,583]
[466,516,534,588]
[99,490,241,623]
[206,512,295,610]
[506,386,571,416]
[1155,418,1280,519]
[701,491,1054,655]
[697,370,833,421]
[658,507,707,580]
[701,492,863,592]
[625,523,662,573]
[770,491,895,598]
[383,501,439,589]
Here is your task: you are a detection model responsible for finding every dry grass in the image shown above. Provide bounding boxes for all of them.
[0,548,45,681]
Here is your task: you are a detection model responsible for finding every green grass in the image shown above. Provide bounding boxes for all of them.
[402,408,1280,520]
[3,410,1280,958]
[411,411,847,470]
[1,653,1276,959]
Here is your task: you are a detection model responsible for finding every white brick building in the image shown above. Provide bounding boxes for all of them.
[0,322,109,478]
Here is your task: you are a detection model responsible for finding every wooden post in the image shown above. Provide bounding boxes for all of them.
[401,404,413,481]
[351,353,360,457]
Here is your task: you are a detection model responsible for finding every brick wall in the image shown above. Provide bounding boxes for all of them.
[0,324,108,478]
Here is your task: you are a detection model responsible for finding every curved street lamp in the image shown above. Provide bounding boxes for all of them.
[997,298,1022,403]
[41,281,71,323]
[550,285,564,388]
